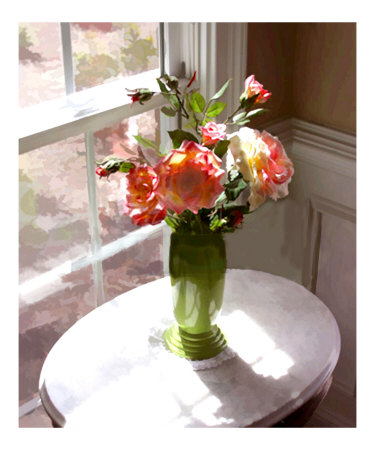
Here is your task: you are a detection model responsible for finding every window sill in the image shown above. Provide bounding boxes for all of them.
[19,69,170,153]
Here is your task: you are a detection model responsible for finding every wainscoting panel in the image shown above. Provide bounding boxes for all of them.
[303,196,356,427]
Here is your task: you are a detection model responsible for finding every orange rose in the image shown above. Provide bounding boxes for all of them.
[155,140,225,214]
[123,164,167,226]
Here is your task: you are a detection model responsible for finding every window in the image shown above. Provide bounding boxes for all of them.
[19,22,160,106]
[18,22,248,420]
[19,22,169,416]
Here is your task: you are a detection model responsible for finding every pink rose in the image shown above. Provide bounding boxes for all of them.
[228,127,294,211]
[245,75,272,104]
[123,164,167,226]
[260,131,295,186]
[155,140,225,214]
[200,122,227,146]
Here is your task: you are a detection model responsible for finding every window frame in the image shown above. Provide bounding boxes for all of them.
[18,21,248,305]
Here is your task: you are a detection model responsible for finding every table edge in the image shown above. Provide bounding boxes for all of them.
[39,380,66,427]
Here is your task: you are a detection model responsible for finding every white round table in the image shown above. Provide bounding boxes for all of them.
[39,269,340,428]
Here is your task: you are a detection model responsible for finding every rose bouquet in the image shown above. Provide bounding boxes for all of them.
[96,71,295,360]
[95,71,294,234]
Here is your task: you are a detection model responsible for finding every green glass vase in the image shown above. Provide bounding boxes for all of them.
[163,232,227,360]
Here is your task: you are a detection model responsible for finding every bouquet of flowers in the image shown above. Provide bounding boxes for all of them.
[95,71,294,234]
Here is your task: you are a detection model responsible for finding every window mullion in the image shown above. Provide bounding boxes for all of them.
[85,131,105,306]
[158,22,165,75]
[60,22,75,95]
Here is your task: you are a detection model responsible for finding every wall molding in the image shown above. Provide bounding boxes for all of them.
[310,194,356,224]
[264,117,294,147]
[291,118,356,159]
[266,117,356,179]
[302,194,356,293]
[289,118,356,179]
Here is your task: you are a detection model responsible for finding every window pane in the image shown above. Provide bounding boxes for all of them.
[19,264,96,406]
[19,136,95,406]
[19,23,65,107]
[95,109,161,245]
[103,234,164,303]
[94,108,164,303]
[19,135,90,283]
[71,22,160,92]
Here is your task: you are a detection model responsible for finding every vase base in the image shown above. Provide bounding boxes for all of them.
[163,324,227,361]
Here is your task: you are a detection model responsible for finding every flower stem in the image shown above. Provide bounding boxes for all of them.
[225,104,242,125]
[175,91,189,119]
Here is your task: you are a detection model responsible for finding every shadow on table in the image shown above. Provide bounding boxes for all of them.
[185,353,284,427]
[181,352,331,428]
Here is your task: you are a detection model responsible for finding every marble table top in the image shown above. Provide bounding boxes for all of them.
[39,269,340,428]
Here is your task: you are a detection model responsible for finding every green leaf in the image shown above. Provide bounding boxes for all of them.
[226,179,248,201]
[119,162,135,173]
[233,109,267,125]
[164,216,177,231]
[103,160,119,170]
[214,139,230,159]
[161,74,179,90]
[228,168,241,181]
[214,190,227,207]
[161,106,177,117]
[190,92,206,113]
[184,111,199,130]
[236,119,251,126]
[224,171,248,201]
[168,129,199,148]
[209,215,228,232]
[206,101,226,117]
[156,78,168,93]
[97,155,123,164]
[232,111,247,122]
[210,79,231,101]
[157,78,180,110]
[246,108,267,118]
[133,135,159,151]
[223,204,250,214]
[167,77,179,90]
[167,93,180,110]
[139,87,153,95]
